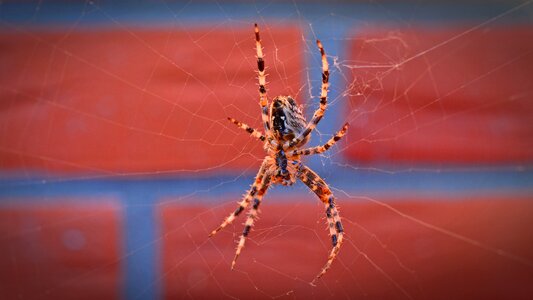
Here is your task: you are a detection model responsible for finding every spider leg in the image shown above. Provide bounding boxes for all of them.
[288,39,329,148]
[297,164,344,281]
[209,159,269,237]
[232,171,272,269]
[291,123,348,156]
[227,117,266,142]
[255,23,270,132]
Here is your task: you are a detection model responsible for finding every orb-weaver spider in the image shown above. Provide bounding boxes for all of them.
[209,24,348,281]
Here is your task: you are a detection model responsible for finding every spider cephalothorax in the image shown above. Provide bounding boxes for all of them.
[209,24,349,283]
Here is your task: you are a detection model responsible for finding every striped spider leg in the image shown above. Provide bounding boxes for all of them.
[255,23,271,133]
[224,23,269,144]
[209,156,273,269]
[297,164,344,282]
[209,157,270,237]
[226,117,266,142]
[232,164,272,268]
[286,39,330,148]
[291,123,349,157]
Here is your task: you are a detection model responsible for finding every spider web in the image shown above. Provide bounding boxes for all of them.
[1,1,532,299]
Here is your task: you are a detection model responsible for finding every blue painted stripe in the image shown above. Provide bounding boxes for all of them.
[122,189,160,300]
[1,168,532,201]
[1,2,531,25]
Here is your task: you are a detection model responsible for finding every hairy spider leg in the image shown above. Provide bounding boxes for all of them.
[288,39,330,148]
[227,117,266,141]
[297,165,344,281]
[209,158,269,237]
[232,172,272,269]
[292,123,349,156]
[255,23,270,133]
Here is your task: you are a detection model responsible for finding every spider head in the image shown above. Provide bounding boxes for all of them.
[270,96,308,145]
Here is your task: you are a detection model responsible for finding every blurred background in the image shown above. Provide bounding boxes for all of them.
[0,1,532,299]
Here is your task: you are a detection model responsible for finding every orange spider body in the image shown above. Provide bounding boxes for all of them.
[209,24,349,283]
[268,96,307,185]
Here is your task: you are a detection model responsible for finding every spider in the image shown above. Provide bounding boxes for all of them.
[209,24,349,281]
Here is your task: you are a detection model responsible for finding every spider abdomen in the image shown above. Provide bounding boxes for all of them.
[270,96,309,146]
